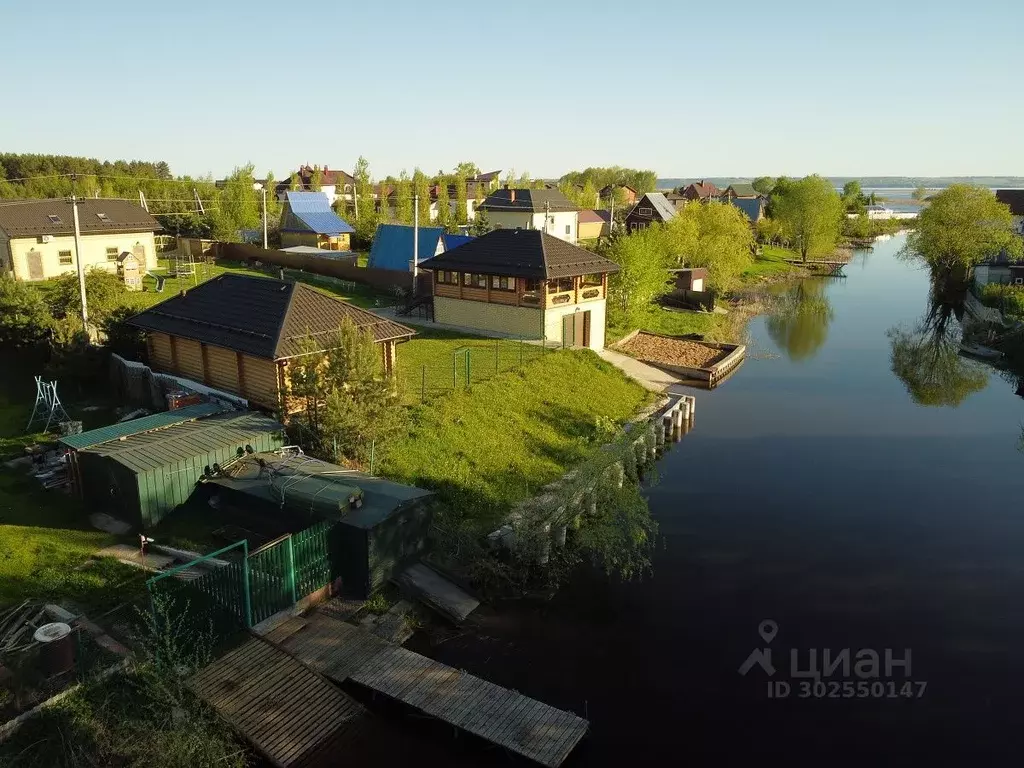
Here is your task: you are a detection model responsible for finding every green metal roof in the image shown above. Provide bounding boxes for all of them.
[60,402,225,450]
[82,412,284,473]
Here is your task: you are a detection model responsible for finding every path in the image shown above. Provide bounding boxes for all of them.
[598,348,681,392]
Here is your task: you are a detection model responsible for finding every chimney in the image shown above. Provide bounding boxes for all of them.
[324,165,329,173]
[509,189,516,203]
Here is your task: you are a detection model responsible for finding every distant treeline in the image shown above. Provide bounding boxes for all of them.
[658,176,1024,190]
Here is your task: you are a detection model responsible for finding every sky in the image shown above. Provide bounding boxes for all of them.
[2,0,1022,180]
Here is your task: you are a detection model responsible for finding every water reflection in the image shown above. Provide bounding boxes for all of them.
[887,278,988,407]
[764,279,834,361]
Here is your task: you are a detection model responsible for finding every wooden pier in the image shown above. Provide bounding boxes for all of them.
[266,611,589,767]
[188,637,367,767]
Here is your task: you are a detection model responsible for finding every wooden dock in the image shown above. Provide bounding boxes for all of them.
[188,637,367,767]
[266,612,589,767]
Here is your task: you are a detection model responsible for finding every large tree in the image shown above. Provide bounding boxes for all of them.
[898,184,1022,273]
[772,175,844,262]
[412,168,431,225]
[605,226,673,327]
[752,176,776,195]
[453,174,468,225]
[0,275,52,347]
[395,172,413,224]
[664,202,755,292]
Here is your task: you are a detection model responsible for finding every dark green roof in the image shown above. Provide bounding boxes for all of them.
[83,412,284,473]
[59,402,225,450]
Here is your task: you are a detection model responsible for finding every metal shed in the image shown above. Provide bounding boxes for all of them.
[76,412,284,529]
[207,452,433,598]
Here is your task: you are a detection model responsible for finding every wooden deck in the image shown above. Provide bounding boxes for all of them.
[266,612,589,767]
[188,637,366,767]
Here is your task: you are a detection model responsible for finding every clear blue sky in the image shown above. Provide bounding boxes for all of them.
[3,0,1021,180]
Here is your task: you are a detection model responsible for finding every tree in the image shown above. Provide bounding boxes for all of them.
[412,168,431,226]
[289,172,301,191]
[665,202,754,292]
[755,216,784,246]
[841,180,867,214]
[48,268,130,328]
[580,179,598,210]
[468,210,492,237]
[454,161,480,178]
[262,171,280,225]
[310,165,323,191]
[395,171,413,224]
[435,177,452,230]
[217,164,261,240]
[453,174,469,225]
[772,175,844,262]
[898,184,1022,273]
[752,176,776,195]
[605,225,673,327]
[0,274,52,347]
[911,184,927,202]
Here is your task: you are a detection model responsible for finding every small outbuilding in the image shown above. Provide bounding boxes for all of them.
[207,452,433,598]
[71,410,284,529]
[117,250,144,290]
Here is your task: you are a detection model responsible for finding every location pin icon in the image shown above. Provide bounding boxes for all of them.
[758,619,778,644]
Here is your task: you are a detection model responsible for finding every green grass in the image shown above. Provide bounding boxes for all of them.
[607,307,729,345]
[382,349,651,532]
[395,328,546,403]
[742,246,800,282]
[978,283,1024,321]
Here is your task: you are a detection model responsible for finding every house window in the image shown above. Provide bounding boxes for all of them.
[524,278,542,293]
[48,214,63,225]
[59,250,73,265]
[463,273,486,288]
[491,275,515,291]
[437,270,458,285]
[475,274,487,289]
[565,224,571,235]
[581,273,602,287]
[547,277,574,294]
[106,247,119,262]
[639,207,652,216]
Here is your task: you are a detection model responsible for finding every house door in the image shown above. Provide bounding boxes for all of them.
[26,250,44,280]
[561,310,591,348]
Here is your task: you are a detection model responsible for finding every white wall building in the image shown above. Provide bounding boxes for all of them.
[476,188,580,244]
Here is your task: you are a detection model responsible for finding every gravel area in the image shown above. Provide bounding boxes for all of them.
[619,332,729,369]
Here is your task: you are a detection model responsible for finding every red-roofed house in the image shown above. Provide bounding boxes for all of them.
[681,180,720,202]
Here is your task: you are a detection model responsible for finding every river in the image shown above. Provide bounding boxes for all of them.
[405,233,1024,766]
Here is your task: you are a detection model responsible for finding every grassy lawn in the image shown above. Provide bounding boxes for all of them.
[607,307,729,345]
[382,349,652,532]
[394,328,546,403]
[742,246,800,282]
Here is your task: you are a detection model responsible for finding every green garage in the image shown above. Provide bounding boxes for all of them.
[75,411,284,529]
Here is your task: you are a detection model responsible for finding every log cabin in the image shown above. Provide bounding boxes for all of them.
[417,229,620,351]
[126,274,414,411]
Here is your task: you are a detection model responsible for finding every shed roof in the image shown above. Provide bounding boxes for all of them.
[578,209,605,224]
[281,192,355,235]
[367,224,445,271]
[208,452,433,528]
[82,411,284,473]
[59,402,225,451]
[0,198,161,239]
[125,274,414,360]
[441,233,474,251]
[418,229,619,280]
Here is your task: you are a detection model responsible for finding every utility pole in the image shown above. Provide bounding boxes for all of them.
[610,196,615,232]
[412,194,420,293]
[261,186,268,249]
[69,196,89,333]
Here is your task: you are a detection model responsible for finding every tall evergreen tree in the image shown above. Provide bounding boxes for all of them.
[454,174,469,225]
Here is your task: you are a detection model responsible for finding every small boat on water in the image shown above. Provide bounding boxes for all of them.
[959,342,1003,361]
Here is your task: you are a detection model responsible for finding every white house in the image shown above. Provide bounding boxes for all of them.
[0,199,160,282]
[476,187,580,244]
[274,165,356,207]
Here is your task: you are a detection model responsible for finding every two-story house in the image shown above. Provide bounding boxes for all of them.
[477,187,580,244]
[681,180,720,202]
[418,229,619,350]
[0,199,160,281]
[624,192,677,232]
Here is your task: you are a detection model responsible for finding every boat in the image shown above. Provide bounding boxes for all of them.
[959,342,1003,361]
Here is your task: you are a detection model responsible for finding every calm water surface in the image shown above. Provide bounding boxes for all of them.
[409,233,1024,766]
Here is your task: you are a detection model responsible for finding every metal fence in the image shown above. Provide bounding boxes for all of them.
[402,337,550,403]
[146,522,338,636]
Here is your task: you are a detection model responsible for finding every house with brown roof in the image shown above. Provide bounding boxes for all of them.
[578,209,610,241]
[0,199,160,282]
[126,274,414,411]
[418,229,619,350]
[276,165,357,207]
[680,180,720,202]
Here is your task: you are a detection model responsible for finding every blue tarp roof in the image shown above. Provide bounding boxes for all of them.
[281,191,354,235]
[368,224,445,271]
[441,234,474,251]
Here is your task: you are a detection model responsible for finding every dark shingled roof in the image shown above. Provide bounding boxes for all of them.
[417,229,619,280]
[126,274,414,360]
[996,189,1024,216]
[0,198,161,238]
[477,187,579,213]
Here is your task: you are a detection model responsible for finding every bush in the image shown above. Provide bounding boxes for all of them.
[978,283,1024,319]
